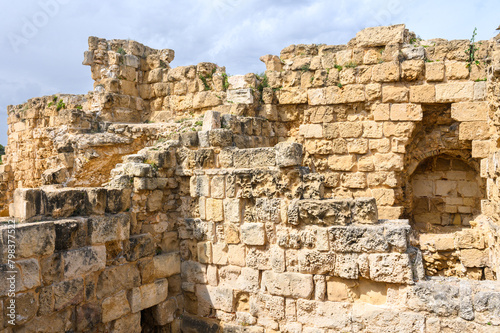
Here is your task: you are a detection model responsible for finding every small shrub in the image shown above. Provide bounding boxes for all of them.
[56,99,66,111]
[117,47,126,55]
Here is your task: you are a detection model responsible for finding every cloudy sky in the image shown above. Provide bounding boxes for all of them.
[0,0,498,145]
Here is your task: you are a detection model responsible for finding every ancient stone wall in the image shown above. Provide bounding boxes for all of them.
[1,24,500,332]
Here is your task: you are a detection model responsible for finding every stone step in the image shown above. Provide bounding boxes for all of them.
[11,187,131,222]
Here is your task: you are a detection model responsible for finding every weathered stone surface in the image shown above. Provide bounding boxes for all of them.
[356,24,406,47]
[241,223,266,245]
[262,271,314,298]
[102,290,131,323]
[89,213,130,244]
[128,278,169,313]
[62,245,106,279]
[367,253,413,284]
[275,142,303,167]
[296,299,352,330]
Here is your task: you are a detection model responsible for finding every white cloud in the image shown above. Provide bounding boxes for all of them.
[1,0,499,144]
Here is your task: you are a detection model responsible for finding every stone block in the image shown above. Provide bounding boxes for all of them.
[197,241,212,264]
[2,221,55,259]
[451,102,488,121]
[410,85,436,103]
[227,88,254,104]
[435,82,474,102]
[372,62,400,82]
[206,198,224,222]
[296,299,351,330]
[11,188,44,221]
[425,62,445,81]
[127,233,154,261]
[373,153,404,171]
[89,213,130,244]
[328,155,356,171]
[382,85,408,103]
[228,244,246,267]
[128,278,169,313]
[152,297,178,325]
[190,175,210,197]
[367,253,413,284]
[277,87,308,104]
[459,122,490,140]
[341,172,367,189]
[153,252,181,278]
[288,199,352,226]
[233,148,276,168]
[356,24,406,47]
[62,245,106,279]
[372,103,390,121]
[53,278,85,311]
[460,249,489,267]
[262,271,314,298]
[15,259,41,292]
[299,124,323,138]
[352,197,378,224]
[445,61,469,80]
[330,225,389,253]
[102,290,131,323]
[401,59,424,81]
[209,129,233,147]
[275,142,303,167]
[181,260,207,284]
[298,250,336,274]
[96,264,140,301]
[362,121,383,138]
[241,223,266,246]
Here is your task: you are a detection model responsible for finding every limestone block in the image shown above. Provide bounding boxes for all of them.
[341,172,367,189]
[128,278,169,313]
[89,213,130,243]
[367,253,413,284]
[425,62,445,81]
[191,175,210,197]
[15,259,41,292]
[474,81,486,100]
[277,87,308,104]
[260,55,283,71]
[262,271,314,298]
[299,124,323,138]
[460,249,489,267]
[445,61,469,80]
[328,155,356,172]
[455,230,485,249]
[472,140,490,158]
[373,153,404,171]
[352,198,378,224]
[12,188,44,221]
[96,263,141,299]
[288,199,352,225]
[330,226,389,253]
[435,82,474,102]
[296,299,351,330]
[389,103,423,121]
[401,59,424,81]
[62,245,106,279]
[356,24,406,47]
[241,223,266,246]
[224,199,242,223]
[153,252,181,278]
[206,198,224,222]
[347,139,368,154]
[181,260,207,284]
[382,85,408,103]
[451,102,488,121]
[372,62,400,82]
[228,244,246,267]
[275,142,303,167]
[362,121,383,138]
[227,88,254,104]
[2,221,55,259]
[102,290,131,323]
[383,121,416,137]
[298,250,336,274]
[127,234,154,262]
[410,85,436,103]
[233,148,276,168]
[236,267,260,293]
[213,243,229,265]
[359,82,379,102]
[459,122,490,140]
[152,298,178,325]
[197,242,213,264]
[372,103,390,121]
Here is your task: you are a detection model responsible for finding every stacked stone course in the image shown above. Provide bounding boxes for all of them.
[1,24,500,332]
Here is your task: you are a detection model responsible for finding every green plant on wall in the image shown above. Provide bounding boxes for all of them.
[465,27,481,71]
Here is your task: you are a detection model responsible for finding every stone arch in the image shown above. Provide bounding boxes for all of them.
[402,103,485,232]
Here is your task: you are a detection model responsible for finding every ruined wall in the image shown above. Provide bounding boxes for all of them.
[1,24,500,332]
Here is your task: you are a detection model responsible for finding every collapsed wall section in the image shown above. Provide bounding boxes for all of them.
[1,24,500,332]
